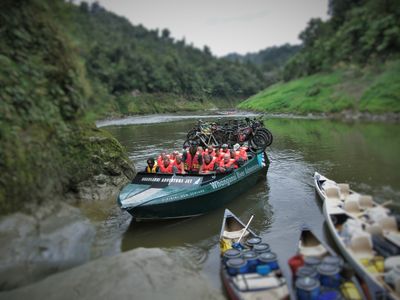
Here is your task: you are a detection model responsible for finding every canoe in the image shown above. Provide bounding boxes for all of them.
[219,209,289,300]
[117,152,269,221]
[289,225,365,299]
[314,172,400,299]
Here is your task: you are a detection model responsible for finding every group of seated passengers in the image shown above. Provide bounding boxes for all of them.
[145,142,248,174]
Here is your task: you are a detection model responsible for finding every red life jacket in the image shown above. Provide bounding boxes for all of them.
[157,154,170,166]
[219,158,237,169]
[159,163,173,173]
[184,151,201,172]
[202,158,216,172]
[204,149,216,158]
[239,148,248,160]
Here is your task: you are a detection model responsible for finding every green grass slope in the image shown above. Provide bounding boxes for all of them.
[238,60,400,114]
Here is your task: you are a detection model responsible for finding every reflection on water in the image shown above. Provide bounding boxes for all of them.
[92,116,400,293]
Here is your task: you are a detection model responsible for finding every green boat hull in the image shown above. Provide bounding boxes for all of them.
[118,152,269,221]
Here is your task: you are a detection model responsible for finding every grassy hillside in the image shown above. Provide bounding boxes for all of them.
[238,60,400,114]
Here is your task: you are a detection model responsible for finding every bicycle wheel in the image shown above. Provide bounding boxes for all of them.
[256,128,273,147]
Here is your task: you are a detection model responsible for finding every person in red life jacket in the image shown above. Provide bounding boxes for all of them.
[239,146,248,161]
[170,150,180,163]
[221,144,230,154]
[203,145,216,158]
[217,154,236,173]
[172,155,184,174]
[159,157,175,174]
[214,147,223,164]
[157,152,169,166]
[145,157,159,173]
[182,141,203,174]
[199,154,216,174]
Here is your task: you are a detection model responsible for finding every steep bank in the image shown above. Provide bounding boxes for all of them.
[0,0,134,214]
[238,60,400,117]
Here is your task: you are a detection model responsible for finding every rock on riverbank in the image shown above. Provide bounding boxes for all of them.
[0,248,224,300]
[0,203,95,290]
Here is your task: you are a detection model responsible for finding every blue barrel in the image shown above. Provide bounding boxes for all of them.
[317,290,343,300]
[226,258,248,276]
[253,243,271,254]
[317,263,341,289]
[296,277,320,300]
[246,237,262,248]
[322,256,343,269]
[223,249,241,263]
[304,256,321,269]
[297,266,319,279]
[258,252,279,270]
[242,250,258,272]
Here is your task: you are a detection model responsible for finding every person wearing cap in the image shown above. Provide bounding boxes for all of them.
[221,144,229,154]
[182,141,203,174]
[145,157,159,173]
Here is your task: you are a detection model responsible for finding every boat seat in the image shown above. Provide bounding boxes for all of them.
[359,195,374,209]
[338,183,350,199]
[223,229,249,241]
[344,198,363,215]
[350,232,374,258]
[325,187,341,201]
[366,224,383,236]
[384,256,400,271]
[378,216,398,232]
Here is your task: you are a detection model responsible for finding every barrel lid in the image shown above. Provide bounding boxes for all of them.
[258,252,277,262]
[246,237,262,246]
[226,258,246,268]
[304,256,321,266]
[317,263,340,276]
[253,243,270,253]
[297,266,317,278]
[242,250,257,259]
[322,255,343,267]
[224,249,241,258]
[295,276,320,291]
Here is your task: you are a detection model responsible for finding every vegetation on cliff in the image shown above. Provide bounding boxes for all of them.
[0,0,134,214]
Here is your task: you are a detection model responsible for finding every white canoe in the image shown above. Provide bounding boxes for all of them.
[314,172,400,300]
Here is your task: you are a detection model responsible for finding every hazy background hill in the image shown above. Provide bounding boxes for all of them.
[225,44,301,85]
[56,1,271,116]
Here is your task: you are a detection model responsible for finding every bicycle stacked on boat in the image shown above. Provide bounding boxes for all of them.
[183,116,273,153]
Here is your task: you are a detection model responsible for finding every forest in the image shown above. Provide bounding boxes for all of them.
[240,0,400,114]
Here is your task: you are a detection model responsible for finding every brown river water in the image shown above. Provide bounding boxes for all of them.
[87,113,400,294]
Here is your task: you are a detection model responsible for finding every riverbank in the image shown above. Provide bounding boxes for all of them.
[238,60,400,117]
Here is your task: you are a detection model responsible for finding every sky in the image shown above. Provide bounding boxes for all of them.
[88,0,329,57]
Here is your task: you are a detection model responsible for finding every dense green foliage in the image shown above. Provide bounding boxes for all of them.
[239,0,400,114]
[283,0,400,80]
[0,0,133,214]
[53,1,267,115]
[225,44,300,84]
[238,60,400,113]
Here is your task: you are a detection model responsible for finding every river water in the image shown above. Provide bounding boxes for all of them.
[88,113,400,295]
